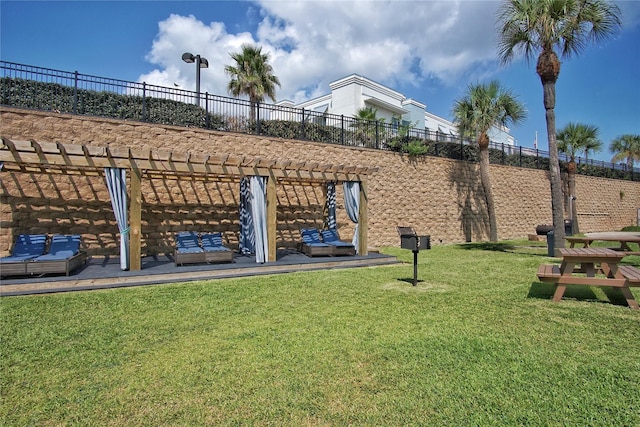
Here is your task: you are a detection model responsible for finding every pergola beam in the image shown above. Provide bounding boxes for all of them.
[0,138,377,183]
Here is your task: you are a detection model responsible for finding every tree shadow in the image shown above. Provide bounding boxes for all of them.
[457,242,515,252]
[448,158,488,242]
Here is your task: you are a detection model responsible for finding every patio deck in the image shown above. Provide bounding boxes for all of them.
[0,250,399,296]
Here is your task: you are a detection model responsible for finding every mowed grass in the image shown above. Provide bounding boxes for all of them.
[2,241,639,425]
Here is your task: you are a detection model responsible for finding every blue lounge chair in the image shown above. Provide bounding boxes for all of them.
[27,234,87,276]
[174,231,205,266]
[0,234,48,276]
[321,229,356,256]
[201,232,233,263]
[299,228,333,257]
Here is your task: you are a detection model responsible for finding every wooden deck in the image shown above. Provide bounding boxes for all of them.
[0,250,399,296]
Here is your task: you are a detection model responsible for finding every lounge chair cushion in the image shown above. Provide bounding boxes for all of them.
[321,229,354,247]
[299,228,333,257]
[175,231,204,253]
[201,233,231,252]
[0,234,48,262]
[33,235,81,261]
[301,228,328,246]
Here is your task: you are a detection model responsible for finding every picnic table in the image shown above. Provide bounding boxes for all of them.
[566,232,640,254]
[537,247,640,309]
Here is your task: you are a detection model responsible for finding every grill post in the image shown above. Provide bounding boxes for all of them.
[413,249,419,286]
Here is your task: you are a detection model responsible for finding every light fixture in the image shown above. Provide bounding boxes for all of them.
[181,52,209,105]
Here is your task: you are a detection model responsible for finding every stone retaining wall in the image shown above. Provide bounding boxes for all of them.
[1,108,638,255]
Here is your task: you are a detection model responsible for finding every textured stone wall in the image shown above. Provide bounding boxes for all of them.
[1,108,638,255]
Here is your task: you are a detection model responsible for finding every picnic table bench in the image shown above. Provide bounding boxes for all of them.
[537,248,640,309]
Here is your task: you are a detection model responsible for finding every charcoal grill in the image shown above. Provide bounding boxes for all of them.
[397,226,431,286]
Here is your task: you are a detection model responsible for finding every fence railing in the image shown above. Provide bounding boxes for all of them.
[1,61,637,180]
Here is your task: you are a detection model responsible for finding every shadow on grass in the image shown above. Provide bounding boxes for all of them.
[457,242,515,252]
[457,241,553,257]
[527,281,631,308]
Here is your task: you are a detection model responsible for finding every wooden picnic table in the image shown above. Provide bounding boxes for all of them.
[566,232,640,254]
[537,247,640,309]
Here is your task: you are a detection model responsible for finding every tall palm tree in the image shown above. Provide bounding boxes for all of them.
[556,122,602,233]
[497,0,621,251]
[610,134,640,173]
[453,81,526,242]
[225,44,281,121]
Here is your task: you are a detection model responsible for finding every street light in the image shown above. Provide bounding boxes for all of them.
[182,52,209,106]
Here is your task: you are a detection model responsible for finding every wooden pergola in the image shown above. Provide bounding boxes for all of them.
[0,137,377,270]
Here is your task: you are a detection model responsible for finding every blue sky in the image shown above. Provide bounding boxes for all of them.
[1,0,639,162]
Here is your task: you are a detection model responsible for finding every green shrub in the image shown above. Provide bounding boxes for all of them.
[406,140,428,157]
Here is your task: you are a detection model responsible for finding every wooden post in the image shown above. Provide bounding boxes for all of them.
[129,165,142,270]
[266,173,277,262]
[358,179,368,256]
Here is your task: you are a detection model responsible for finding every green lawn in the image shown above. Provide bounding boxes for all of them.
[2,241,639,425]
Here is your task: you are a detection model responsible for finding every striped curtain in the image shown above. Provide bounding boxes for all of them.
[239,177,254,255]
[325,182,337,231]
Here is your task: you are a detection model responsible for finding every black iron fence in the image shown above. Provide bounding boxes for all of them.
[1,61,637,180]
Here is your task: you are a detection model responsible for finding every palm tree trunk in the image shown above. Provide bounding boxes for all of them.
[567,161,579,234]
[478,146,498,242]
[543,84,565,252]
[538,49,565,253]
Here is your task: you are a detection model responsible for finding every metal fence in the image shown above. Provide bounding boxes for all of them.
[1,61,637,180]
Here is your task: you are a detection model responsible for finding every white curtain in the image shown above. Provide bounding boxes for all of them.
[343,181,360,253]
[104,167,130,270]
[251,176,269,263]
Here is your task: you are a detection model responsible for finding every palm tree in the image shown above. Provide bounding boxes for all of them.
[225,44,281,121]
[610,134,640,173]
[497,0,621,251]
[453,81,526,242]
[351,106,384,148]
[556,122,602,233]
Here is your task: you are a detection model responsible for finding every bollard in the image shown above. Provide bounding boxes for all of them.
[547,230,555,257]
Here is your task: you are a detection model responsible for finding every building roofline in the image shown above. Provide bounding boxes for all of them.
[402,98,426,109]
[425,110,455,127]
[293,93,332,109]
[330,74,405,101]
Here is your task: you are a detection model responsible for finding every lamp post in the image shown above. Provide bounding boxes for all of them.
[181,52,209,106]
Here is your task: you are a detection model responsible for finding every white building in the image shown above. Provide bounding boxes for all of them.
[276,74,515,146]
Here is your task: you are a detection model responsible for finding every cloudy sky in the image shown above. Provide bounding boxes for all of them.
[2,0,639,160]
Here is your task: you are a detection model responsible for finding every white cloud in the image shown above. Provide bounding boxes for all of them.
[138,1,507,103]
[618,0,640,27]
